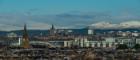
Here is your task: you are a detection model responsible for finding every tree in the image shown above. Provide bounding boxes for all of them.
[117,44,128,49]
[134,44,140,49]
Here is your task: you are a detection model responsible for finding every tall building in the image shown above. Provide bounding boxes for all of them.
[49,24,56,36]
[88,29,94,35]
[87,26,94,35]
[22,24,30,48]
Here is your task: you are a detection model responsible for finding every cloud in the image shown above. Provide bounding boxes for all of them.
[89,21,140,29]
[0,11,140,31]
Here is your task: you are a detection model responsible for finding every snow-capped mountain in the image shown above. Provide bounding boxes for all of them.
[89,21,140,29]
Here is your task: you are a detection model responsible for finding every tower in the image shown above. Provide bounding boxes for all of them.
[88,26,94,35]
[88,29,94,35]
[22,24,30,48]
[49,24,56,36]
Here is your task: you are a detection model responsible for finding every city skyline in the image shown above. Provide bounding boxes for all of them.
[0,0,140,31]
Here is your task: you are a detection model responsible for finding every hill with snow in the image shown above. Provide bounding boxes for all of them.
[88,21,140,29]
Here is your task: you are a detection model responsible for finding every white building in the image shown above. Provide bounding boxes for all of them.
[64,37,89,47]
[116,37,136,48]
[88,37,116,48]
[63,37,117,48]
[7,32,17,38]
[88,29,94,35]
[135,38,140,44]
[48,36,140,48]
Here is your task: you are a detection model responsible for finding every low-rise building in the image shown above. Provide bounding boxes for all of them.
[116,37,136,48]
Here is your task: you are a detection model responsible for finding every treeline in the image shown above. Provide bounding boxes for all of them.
[117,44,140,49]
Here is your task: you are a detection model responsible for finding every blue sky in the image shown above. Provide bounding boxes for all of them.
[0,0,140,30]
[0,0,140,14]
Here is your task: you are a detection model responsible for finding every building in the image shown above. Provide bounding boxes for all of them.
[54,36,116,48]
[7,32,17,38]
[64,36,89,47]
[61,37,140,48]
[49,24,57,36]
[88,37,116,48]
[21,24,30,48]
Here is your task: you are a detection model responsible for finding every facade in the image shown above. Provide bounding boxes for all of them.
[50,37,140,48]
[7,32,17,38]
[136,38,140,44]
[49,24,57,36]
[88,37,116,48]
[88,29,94,35]
[53,37,116,48]
[116,37,135,47]
[63,36,89,47]
[116,37,140,48]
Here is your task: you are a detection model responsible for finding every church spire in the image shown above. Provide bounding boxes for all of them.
[51,24,55,30]
[49,24,56,36]
[22,24,30,48]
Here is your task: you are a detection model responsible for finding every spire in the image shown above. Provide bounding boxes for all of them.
[23,24,28,37]
[49,24,56,36]
[22,24,30,48]
[23,24,29,39]
[51,24,55,30]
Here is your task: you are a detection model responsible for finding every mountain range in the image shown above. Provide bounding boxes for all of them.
[88,21,140,29]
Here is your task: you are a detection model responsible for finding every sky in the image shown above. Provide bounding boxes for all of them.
[0,0,140,31]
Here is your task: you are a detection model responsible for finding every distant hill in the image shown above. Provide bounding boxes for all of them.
[0,27,140,37]
[88,21,140,29]
[0,29,88,37]
[0,31,8,36]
